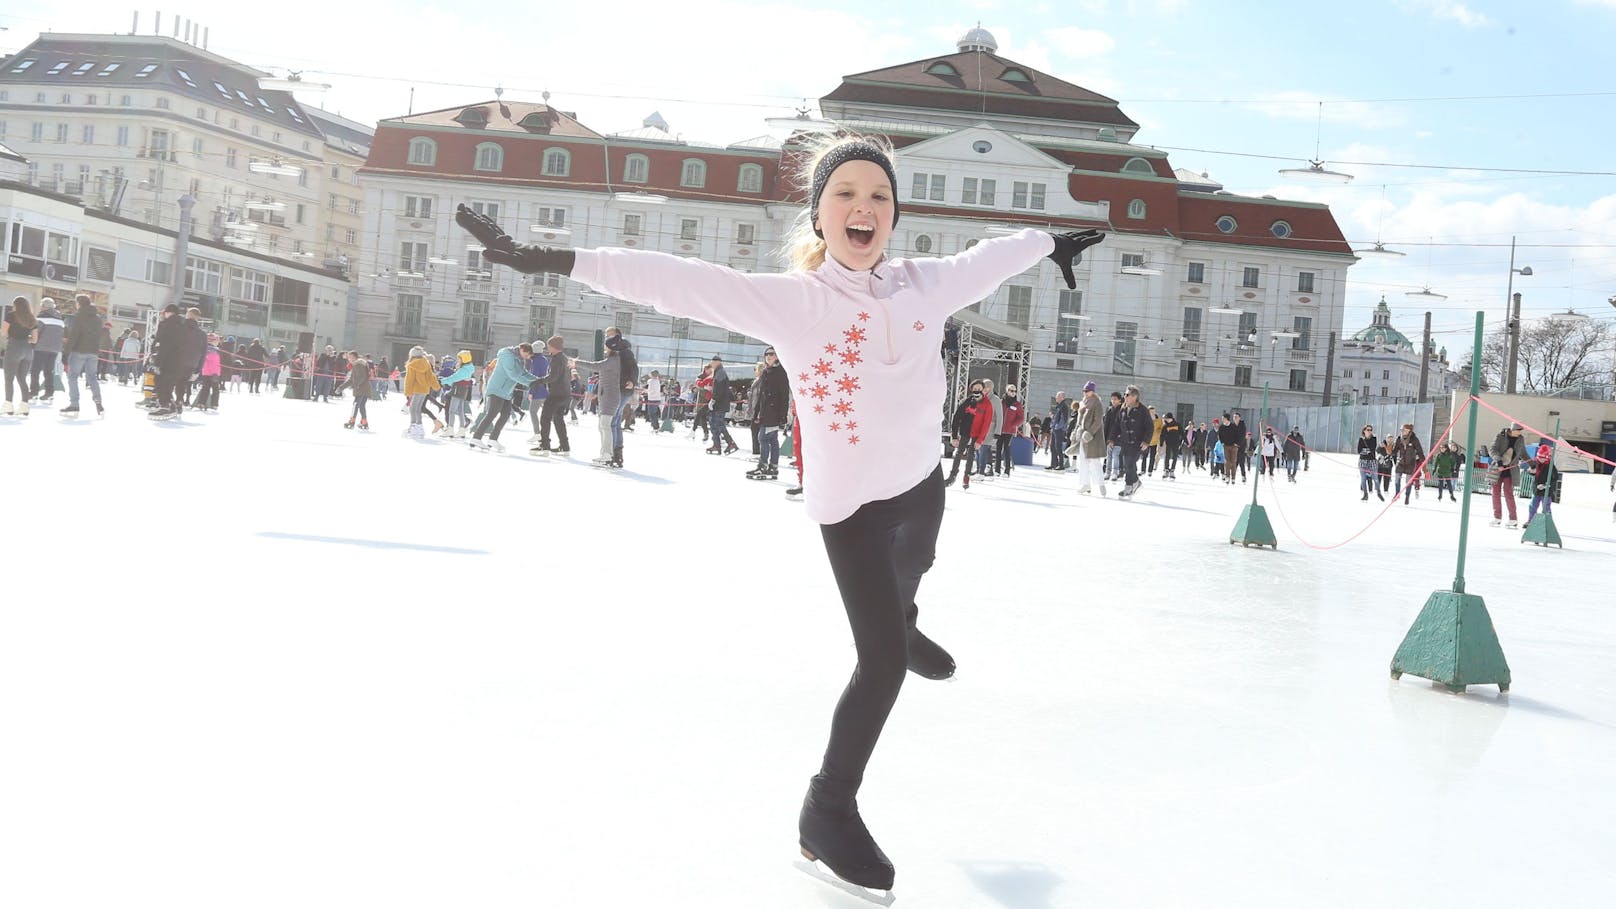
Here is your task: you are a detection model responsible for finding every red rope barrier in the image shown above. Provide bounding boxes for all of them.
[1257,397,1473,551]
[1469,396,1616,470]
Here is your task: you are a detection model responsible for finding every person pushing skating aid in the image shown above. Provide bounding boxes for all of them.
[457,134,1104,898]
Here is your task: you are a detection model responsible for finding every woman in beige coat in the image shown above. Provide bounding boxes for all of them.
[1070,380,1108,495]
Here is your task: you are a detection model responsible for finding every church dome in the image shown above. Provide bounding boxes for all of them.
[1348,297,1414,350]
[958,26,998,53]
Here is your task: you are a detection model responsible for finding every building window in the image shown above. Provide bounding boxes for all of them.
[1121,253,1145,270]
[184,257,226,295]
[1292,316,1312,350]
[120,95,132,107]
[191,137,204,157]
[1216,215,1238,234]
[672,318,691,340]
[726,331,745,346]
[528,304,557,341]
[981,179,997,205]
[1182,307,1202,342]
[622,154,648,183]
[56,123,69,143]
[735,223,755,245]
[1382,369,1391,380]
[1242,266,1260,288]
[1381,386,1389,397]
[680,159,707,188]
[1127,199,1146,219]
[1122,157,1155,175]
[1271,220,1293,239]
[225,147,237,168]
[399,242,428,272]
[473,142,504,172]
[1238,311,1257,341]
[1180,360,1198,382]
[403,195,433,219]
[295,203,306,224]
[196,106,207,119]
[1011,181,1046,210]
[622,213,641,236]
[536,207,567,229]
[1177,404,1195,424]
[737,163,763,193]
[914,234,933,254]
[466,201,500,222]
[82,124,95,145]
[408,137,437,166]
[962,178,977,205]
[1005,286,1032,330]
[615,311,635,336]
[1297,271,1315,293]
[542,147,570,176]
[680,218,699,241]
[1187,262,1205,283]
[117,126,130,147]
[1113,321,1138,375]
[912,172,945,201]
[1289,369,1308,391]
[345,229,357,245]
[1363,386,1370,399]
[1235,365,1253,387]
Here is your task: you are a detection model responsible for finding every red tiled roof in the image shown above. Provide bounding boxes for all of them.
[384,101,604,140]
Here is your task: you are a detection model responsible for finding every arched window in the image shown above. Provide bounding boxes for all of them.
[737,163,763,194]
[623,153,649,183]
[473,142,503,172]
[407,137,437,166]
[542,147,570,177]
[680,158,707,188]
[1127,199,1146,219]
[925,61,960,76]
[1000,67,1031,83]
[1122,157,1155,175]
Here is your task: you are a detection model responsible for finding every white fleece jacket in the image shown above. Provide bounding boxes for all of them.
[570,229,1055,524]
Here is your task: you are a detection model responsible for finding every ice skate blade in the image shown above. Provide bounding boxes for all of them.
[794,854,895,906]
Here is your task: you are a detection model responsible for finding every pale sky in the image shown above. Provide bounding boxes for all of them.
[5,0,1616,345]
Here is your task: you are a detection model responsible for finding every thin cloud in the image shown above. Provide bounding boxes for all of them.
[1244,92,1408,130]
[1396,0,1494,28]
[1044,26,1117,58]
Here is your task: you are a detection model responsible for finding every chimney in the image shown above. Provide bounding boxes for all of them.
[184,19,192,43]
[173,15,180,37]
[132,11,140,34]
[202,27,209,50]
[155,11,162,36]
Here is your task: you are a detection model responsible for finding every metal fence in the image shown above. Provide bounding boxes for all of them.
[1260,402,1436,454]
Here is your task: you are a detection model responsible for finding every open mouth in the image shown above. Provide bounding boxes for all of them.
[845,224,875,250]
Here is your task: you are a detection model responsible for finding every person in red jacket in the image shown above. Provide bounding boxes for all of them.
[992,383,1025,476]
[944,379,993,489]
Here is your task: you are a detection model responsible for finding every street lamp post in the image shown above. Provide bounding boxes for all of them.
[1503,236,1533,395]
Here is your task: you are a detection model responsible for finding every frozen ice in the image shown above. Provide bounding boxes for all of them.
[3,384,1613,907]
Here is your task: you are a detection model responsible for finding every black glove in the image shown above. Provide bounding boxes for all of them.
[1047,230,1106,289]
[455,204,575,275]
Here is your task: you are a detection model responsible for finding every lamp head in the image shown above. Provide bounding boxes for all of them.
[1518,266,1533,276]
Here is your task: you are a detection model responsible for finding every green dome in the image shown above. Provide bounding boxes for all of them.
[1349,297,1414,350]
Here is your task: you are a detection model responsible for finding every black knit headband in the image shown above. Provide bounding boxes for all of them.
[810,141,901,238]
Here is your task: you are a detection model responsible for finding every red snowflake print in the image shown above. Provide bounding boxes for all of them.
[913,320,926,332]
[810,383,830,400]
[847,435,860,446]
[847,421,858,432]
[843,326,867,345]
[829,422,843,433]
[832,399,854,416]
[857,311,871,322]
[839,348,863,367]
[813,359,835,377]
[824,343,839,355]
[798,372,810,383]
[835,374,861,394]
[813,404,825,414]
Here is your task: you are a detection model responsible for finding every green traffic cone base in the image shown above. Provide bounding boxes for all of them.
[1230,503,1278,549]
[1520,513,1562,548]
[1390,590,1511,693]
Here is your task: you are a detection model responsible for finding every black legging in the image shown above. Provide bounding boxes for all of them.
[539,395,570,449]
[993,433,1013,474]
[816,466,944,790]
[193,375,221,410]
[946,441,979,481]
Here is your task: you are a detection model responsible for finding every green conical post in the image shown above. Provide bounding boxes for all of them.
[1521,417,1564,547]
[1452,312,1484,594]
[1229,383,1278,548]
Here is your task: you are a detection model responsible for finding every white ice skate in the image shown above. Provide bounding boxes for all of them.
[794,856,895,907]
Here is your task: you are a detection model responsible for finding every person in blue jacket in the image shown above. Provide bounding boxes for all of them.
[468,343,537,453]
[436,352,477,438]
[1046,390,1070,471]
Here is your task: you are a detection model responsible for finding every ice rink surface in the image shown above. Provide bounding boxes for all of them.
[4,383,1614,908]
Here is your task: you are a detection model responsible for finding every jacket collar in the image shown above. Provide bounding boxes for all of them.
[814,252,899,300]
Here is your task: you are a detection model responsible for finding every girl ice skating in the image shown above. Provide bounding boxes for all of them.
[457,133,1104,899]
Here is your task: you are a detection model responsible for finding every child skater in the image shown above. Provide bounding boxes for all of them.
[456,133,1104,897]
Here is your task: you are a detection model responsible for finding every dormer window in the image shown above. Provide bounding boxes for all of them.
[455,106,489,127]
[925,61,960,77]
[1122,157,1156,175]
[517,111,552,133]
[1000,67,1031,83]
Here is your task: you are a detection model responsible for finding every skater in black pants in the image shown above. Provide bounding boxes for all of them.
[456,133,1104,896]
[1114,385,1151,497]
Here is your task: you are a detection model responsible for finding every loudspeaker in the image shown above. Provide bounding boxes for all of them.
[297,331,315,354]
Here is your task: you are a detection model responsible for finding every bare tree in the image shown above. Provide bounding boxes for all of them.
[1517,319,1613,392]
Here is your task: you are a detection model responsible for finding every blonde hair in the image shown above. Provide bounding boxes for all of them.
[782,131,897,273]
